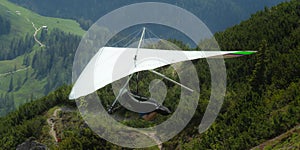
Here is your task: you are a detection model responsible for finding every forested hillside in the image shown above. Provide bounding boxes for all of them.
[9,0,284,32]
[181,0,300,149]
[31,29,81,94]
[0,0,299,149]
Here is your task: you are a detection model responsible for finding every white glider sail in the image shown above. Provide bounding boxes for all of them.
[69,46,255,99]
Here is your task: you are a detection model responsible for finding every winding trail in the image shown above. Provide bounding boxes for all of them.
[47,108,61,142]
[25,17,45,47]
[31,22,45,47]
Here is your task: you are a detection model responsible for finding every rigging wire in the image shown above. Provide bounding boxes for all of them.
[123,30,142,47]
[146,28,179,50]
[110,29,141,47]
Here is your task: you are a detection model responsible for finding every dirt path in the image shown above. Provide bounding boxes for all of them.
[31,22,45,47]
[47,108,61,143]
[25,17,45,47]
[0,67,29,77]
[46,107,163,147]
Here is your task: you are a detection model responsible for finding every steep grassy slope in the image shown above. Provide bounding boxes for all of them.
[0,0,84,38]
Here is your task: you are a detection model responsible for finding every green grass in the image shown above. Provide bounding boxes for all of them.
[0,0,85,37]
[0,50,46,107]
[0,66,47,107]
[0,54,24,73]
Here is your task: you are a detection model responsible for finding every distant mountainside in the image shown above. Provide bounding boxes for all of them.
[9,0,285,32]
[0,0,299,149]
[0,0,84,116]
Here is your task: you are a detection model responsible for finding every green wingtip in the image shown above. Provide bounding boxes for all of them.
[233,51,256,55]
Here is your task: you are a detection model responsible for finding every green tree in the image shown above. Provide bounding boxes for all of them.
[8,75,14,92]
[249,39,268,94]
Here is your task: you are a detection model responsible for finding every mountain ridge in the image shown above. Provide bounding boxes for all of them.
[8,0,286,32]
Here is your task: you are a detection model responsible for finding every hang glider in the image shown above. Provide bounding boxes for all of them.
[69,27,256,114]
[69,47,255,100]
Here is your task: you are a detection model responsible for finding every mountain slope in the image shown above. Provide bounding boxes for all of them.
[179,0,300,149]
[0,0,85,116]
[0,0,84,60]
[0,0,287,116]
[0,0,299,149]
[0,0,84,38]
[8,0,285,32]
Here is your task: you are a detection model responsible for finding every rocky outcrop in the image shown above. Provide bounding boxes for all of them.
[16,138,48,150]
